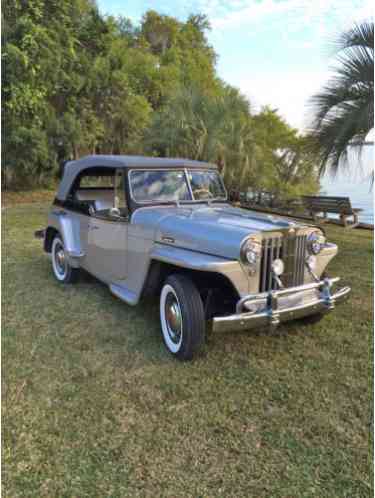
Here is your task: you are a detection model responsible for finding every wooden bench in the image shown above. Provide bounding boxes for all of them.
[302,195,363,228]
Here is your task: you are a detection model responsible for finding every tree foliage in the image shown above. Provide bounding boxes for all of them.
[308,21,374,176]
[2,1,318,196]
[252,108,319,197]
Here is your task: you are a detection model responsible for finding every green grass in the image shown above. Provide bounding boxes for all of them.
[2,203,373,498]
[2,189,56,207]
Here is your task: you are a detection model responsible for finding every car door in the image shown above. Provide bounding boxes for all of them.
[85,169,128,282]
[87,216,128,281]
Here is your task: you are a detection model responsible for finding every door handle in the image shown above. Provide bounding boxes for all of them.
[90,225,100,230]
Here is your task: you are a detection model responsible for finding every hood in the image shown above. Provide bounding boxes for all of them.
[132,203,304,260]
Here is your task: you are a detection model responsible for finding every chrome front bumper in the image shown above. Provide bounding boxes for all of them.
[212,277,351,333]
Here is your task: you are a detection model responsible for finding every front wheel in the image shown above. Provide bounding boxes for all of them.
[160,274,205,361]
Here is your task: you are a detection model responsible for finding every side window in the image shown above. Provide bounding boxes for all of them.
[79,174,114,189]
[69,167,116,215]
[67,167,128,219]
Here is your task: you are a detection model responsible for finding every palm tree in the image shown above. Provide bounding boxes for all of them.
[308,21,374,176]
[145,86,256,189]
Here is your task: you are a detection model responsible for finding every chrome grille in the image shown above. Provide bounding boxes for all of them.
[259,233,307,292]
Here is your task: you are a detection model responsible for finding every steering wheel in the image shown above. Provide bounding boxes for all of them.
[193,188,213,199]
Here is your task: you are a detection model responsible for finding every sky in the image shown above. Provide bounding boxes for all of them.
[97,0,373,131]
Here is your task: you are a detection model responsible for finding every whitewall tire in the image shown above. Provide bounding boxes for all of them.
[160,274,205,361]
[51,235,79,284]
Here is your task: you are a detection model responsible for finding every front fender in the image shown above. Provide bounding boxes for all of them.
[150,243,250,296]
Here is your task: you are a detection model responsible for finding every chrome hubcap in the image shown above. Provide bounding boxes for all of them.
[55,244,66,276]
[165,293,182,344]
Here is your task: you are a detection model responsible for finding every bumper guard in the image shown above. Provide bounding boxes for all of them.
[212,277,351,333]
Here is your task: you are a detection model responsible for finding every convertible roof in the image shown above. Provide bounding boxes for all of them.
[57,155,218,200]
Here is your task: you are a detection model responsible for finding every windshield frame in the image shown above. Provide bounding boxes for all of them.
[128,167,227,205]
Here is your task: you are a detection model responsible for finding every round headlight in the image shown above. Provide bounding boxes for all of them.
[241,238,260,273]
[271,258,285,276]
[246,250,258,265]
[307,231,326,255]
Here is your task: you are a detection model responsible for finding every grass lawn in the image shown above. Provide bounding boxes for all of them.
[2,189,56,208]
[2,202,373,498]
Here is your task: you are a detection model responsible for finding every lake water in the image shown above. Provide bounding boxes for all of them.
[320,147,374,224]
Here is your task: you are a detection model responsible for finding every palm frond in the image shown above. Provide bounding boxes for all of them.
[308,21,374,177]
[338,21,374,51]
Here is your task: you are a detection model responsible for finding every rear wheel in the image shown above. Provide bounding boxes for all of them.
[51,235,79,283]
[160,274,205,361]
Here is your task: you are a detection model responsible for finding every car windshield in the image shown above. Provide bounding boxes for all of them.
[129,168,226,203]
[130,170,190,202]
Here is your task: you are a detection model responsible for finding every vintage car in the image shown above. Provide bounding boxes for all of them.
[36,155,351,360]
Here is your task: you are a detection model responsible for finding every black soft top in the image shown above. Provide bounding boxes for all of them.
[57,155,217,200]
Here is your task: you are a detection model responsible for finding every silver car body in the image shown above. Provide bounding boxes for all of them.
[43,155,350,331]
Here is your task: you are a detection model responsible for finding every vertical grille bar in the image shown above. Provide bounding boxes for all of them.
[293,237,301,285]
[278,236,282,259]
[259,232,307,292]
[284,234,295,288]
[270,237,275,289]
[296,234,307,285]
[262,238,269,291]
[297,235,302,285]
[302,234,307,280]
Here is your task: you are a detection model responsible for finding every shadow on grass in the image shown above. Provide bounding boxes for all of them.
[77,267,326,364]
[71,269,170,363]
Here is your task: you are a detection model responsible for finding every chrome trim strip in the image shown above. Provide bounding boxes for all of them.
[153,241,235,262]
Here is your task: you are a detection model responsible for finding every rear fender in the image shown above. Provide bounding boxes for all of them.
[46,210,83,267]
